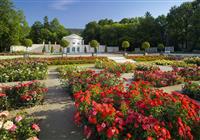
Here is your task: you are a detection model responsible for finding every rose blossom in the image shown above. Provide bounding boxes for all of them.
[15,115,23,122]
[9,124,17,132]
[3,121,14,130]
[32,124,40,132]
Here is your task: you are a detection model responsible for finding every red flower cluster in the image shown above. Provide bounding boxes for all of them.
[173,66,200,81]
[134,70,183,87]
[74,81,200,140]
[64,70,123,96]
[0,81,48,109]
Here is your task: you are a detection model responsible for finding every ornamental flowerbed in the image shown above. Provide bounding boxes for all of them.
[126,55,183,62]
[134,70,183,87]
[152,60,196,67]
[95,59,135,73]
[74,81,200,140]
[0,111,40,140]
[173,66,200,81]
[184,57,200,66]
[0,81,47,110]
[135,63,160,71]
[182,82,200,101]
[0,61,48,83]
[60,68,123,96]
[0,56,105,66]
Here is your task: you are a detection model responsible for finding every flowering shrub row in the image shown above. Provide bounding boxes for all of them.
[60,69,123,96]
[126,55,183,62]
[0,61,48,83]
[134,70,183,87]
[182,82,200,101]
[152,60,196,67]
[184,57,200,66]
[173,66,200,81]
[0,111,40,140]
[74,81,200,140]
[0,56,105,66]
[95,59,135,73]
[0,81,47,110]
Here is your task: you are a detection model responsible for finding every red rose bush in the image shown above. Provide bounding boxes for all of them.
[0,81,47,110]
[60,68,123,96]
[134,70,183,87]
[74,81,200,140]
[173,66,200,81]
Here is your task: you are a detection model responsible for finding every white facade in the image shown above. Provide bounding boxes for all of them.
[10,34,119,54]
[62,34,108,54]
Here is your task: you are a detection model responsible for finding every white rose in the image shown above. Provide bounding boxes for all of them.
[3,121,13,130]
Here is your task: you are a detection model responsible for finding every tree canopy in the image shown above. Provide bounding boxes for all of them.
[22,39,32,48]
[0,0,30,52]
[82,0,200,51]
[60,39,69,48]
[29,17,70,44]
[122,41,130,50]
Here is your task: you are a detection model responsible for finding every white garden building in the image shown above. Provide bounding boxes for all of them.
[62,34,107,54]
[10,34,119,54]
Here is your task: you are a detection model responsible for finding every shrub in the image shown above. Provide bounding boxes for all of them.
[0,111,40,140]
[141,41,150,51]
[0,81,47,110]
[158,43,165,52]
[122,41,130,52]
[89,40,99,53]
[134,70,183,87]
[0,61,48,83]
[74,81,200,140]
[182,82,200,101]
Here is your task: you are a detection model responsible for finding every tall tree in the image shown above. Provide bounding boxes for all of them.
[0,0,30,52]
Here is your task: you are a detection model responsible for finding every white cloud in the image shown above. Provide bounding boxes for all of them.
[50,0,77,10]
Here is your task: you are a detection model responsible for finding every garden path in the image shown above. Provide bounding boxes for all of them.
[7,66,84,140]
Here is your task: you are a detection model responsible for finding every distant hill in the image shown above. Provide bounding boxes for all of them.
[69,28,84,35]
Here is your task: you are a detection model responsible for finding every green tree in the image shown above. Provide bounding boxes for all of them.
[89,40,99,54]
[158,43,165,52]
[22,38,32,54]
[0,0,30,52]
[142,41,150,52]
[22,39,32,48]
[82,21,100,44]
[29,21,43,44]
[122,41,130,53]
[60,39,69,55]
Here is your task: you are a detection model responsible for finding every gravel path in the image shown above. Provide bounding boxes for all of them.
[7,67,84,140]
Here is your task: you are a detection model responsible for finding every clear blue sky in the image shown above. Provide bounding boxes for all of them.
[13,0,192,28]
